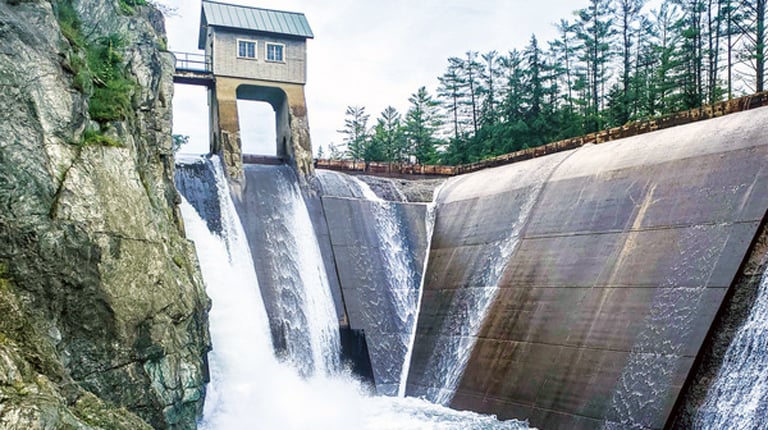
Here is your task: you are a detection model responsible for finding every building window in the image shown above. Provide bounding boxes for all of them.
[266,42,285,62]
[237,39,257,59]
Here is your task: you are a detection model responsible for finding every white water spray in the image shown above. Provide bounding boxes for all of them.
[399,182,441,397]
[692,264,768,429]
[178,157,533,429]
[271,166,342,375]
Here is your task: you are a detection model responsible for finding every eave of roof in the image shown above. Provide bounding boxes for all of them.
[198,0,313,49]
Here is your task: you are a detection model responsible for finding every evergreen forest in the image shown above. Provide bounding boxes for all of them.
[324,0,766,165]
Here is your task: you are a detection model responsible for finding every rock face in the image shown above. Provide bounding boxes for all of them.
[406,107,768,429]
[0,1,209,428]
[355,175,444,203]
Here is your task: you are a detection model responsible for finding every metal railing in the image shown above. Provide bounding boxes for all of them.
[172,51,211,72]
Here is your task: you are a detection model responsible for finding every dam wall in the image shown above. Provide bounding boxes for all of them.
[669,221,768,428]
[316,171,430,395]
[227,164,431,391]
[322,197,427,394]
[406,107,768,429]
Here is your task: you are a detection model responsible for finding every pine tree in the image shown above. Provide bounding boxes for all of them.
[741,0,766,92]
[614,0,647,124]
[500,49,526,123]
[719,0,743,98]
[550,19,578,109]
[404,87,443,164]
[704,0,724,104]
[437,58,467,140]
[460,51,484,135]
[479,50,502,126]
[672,0,706,108]
[370,106,405,163]
[338,105,370,161]
[524,35,546,121]
[497,49,530,153]
[575,0,617,131]
[652,3,685,113]
[631,14,659,117]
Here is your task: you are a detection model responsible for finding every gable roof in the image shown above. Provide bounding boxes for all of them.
[198,1,314,49]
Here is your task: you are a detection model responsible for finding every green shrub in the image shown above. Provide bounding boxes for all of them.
[86,34,136,122]
[53,0,85,47]
[53,1,137,125]
[82,129,122,147]
[118,0,147,15]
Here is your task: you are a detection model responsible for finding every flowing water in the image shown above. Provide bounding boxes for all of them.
[237,164,341,376]
[176,156,533,429]
[399,184,441,397]
[413,178,548,405]
[691,264,768,429]
[316,170,429,395]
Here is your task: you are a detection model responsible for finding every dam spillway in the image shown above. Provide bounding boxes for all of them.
[176,106,767,429]
[406,106,768,429]
[175,156,531,429]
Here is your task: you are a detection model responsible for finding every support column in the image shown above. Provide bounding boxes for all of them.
[210,79,243,182]
[283,85,314,178]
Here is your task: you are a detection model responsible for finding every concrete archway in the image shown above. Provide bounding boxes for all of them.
[209,76,313,182]
[236,84,289,160]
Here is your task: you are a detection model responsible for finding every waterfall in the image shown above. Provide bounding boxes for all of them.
[399,184,440,397]
[237,165,341,376]
[176,157,532,429]
[692,264,768,428]
[266,165,343,376]
[316,170,429,396]
[176,156,273,428]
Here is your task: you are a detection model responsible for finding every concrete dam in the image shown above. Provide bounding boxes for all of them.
[176,106,768,429]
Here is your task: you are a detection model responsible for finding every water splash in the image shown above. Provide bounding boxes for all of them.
[691,264,768,429]
[177,158,534,429]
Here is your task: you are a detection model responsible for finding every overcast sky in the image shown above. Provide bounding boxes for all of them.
[163,0,659,155]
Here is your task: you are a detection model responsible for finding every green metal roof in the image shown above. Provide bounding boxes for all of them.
[198,1,314,49]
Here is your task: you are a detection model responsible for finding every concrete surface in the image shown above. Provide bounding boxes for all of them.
[406,106,768,429]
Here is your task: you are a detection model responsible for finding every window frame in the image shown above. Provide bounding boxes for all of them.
[265,42,286,63]
[236,39,258,60]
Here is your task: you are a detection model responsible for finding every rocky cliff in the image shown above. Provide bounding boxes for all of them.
[0,0,210,428]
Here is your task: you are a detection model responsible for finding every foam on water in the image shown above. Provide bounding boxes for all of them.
[178,156,533,429]
[691,265,768,429]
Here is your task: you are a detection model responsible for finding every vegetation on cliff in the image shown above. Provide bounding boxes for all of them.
[54,0,136,129]
[0,0,210,428]
[332,0,766,165]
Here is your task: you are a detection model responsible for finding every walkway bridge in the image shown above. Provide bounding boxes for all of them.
[172,52,214,87]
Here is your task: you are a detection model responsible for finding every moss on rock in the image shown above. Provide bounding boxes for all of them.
[0,0,210,428]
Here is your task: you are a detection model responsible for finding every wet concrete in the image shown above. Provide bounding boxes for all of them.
[322,196,428,395]
[406,107,768,429]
